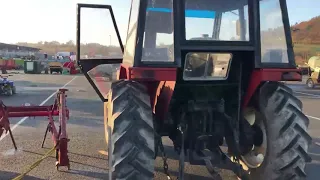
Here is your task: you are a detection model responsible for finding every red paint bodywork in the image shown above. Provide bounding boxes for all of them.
[119,64,176,119]
[119,64,177,81]
[242,68,302,108]
[58,138,70,166]
[118,65,301,121]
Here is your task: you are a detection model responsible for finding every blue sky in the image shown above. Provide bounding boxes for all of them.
[0,0,319,45]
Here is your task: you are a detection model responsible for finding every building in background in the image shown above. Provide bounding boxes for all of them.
[0,42,41,58]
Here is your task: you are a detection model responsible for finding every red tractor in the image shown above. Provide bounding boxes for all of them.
[77,0,311,179]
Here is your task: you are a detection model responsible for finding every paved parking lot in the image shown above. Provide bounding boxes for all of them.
[288,80,320,180]
[0,72,319,180]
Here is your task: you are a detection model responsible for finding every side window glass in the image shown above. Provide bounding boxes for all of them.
[79,5,124,99]
[185,0,249,41]
[123,0,140,63]
[141,0,174,62]
[260,0,289,63]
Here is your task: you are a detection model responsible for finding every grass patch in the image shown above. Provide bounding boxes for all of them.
[294,43,320,65]
[294,44,320,55]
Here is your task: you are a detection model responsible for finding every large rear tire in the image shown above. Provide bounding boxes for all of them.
[244,82,312,180]
[106,80,155,180]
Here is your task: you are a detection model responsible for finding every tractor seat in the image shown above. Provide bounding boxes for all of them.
[142,48,173,61]
[261,49,288,63]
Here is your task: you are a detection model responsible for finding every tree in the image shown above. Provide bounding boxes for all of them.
[66,40,74,46]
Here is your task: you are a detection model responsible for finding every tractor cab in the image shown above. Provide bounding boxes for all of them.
[77,0,297,101]
[76,1,310,179]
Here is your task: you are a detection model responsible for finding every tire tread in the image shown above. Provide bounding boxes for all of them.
[108,80,154,180]
[253,82,312,180]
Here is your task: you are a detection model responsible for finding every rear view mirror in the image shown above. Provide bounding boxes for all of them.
[236,20,240,36]
[236,18,247,38]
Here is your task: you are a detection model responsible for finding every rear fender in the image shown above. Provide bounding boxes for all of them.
[143,81,175,122]
[118,64,176,121]
[242,68,301,108]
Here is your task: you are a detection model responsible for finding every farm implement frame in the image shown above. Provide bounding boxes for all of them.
[0,89,70,170]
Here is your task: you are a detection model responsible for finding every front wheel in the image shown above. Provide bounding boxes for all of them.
[106,80,155,180]
[12,86,16,94]
[241,82,312,180]
[6,87,13,96]
[306,78,315,88]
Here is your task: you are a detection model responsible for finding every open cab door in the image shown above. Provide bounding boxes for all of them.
[76,3,124,102]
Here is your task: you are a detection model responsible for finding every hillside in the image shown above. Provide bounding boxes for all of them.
[290,16,320,64]
[291,16,320,44]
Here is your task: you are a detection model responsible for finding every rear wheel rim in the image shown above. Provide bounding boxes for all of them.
[241,108,267,168]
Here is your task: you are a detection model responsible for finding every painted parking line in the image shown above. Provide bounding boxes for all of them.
[295,91,320,98]
[0,76,77,142]
[306,115,320,121]
[293,91,320,121]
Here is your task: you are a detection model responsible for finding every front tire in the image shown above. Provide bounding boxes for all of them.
[244,82,312,180]
[107,80,155,180]
[306,78,315,89]
[6,88,13,96]
[12,86,16,94]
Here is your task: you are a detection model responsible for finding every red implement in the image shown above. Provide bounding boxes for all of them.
[0,89,70,170]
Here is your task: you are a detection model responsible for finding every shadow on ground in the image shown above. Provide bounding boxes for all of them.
[0,170,44,180]
[22,149,107,170]
[155,167,213,180]
[63,169,107,179]
[66,98,104,128]
[13,80,75,88]
[41,147,107,163]
[1,97,103,130]
[306,138,320,180]
[160,139,319,180]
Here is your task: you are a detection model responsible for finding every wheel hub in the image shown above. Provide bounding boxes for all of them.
[241,108,267,168]
[307,80,313,87]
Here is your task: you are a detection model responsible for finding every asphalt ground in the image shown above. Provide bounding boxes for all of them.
[0,72,319,180]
